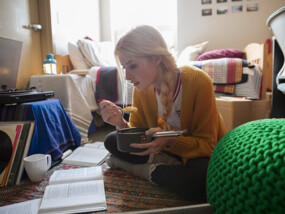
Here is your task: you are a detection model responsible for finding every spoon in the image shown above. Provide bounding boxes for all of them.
[152,129,189,137]
[141,129,189,142]
[110,105,137,114]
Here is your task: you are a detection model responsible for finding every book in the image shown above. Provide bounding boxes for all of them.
[83,141,106,150]
[15,122,35,185]
[49,165,103,185]
[6,122,34,186]
[0,198,41,214]
[0,122,23,187]
[39,166,107,214]
[62,142,110,166]
[5,123,30,186]
[0,122,35,186]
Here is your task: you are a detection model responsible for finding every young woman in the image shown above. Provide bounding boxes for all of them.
[100,25,226,202]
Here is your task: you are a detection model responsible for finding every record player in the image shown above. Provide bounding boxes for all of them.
[0,87,54,105]
[0,37,54,105]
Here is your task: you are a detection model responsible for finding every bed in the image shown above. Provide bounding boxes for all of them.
[51,39,270,134]
[56,39,269,100]
[56,39,134,106]
[176,40,269,100]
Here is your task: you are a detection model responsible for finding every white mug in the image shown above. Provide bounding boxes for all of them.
[24,154,51,182]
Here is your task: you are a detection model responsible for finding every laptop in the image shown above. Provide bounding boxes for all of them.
[0,37,54,104]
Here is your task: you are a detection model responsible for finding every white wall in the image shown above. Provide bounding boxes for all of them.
[40,0,285,57]
[99,0,112,41]
[177,0,285,53]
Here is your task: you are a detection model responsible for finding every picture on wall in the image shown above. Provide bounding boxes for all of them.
[202,0,259,16]
[247,3,258,12]
[217,0,227,3]
[202,0,212,4]
[232,5,243,13]
[202,9,212,16]
[217,6,228,15]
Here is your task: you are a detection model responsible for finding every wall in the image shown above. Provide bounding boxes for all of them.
[1,0,281,88]
[0,0,43,89]
[39,0,101,56]
[177,0,285,53]
[100,0,112,41]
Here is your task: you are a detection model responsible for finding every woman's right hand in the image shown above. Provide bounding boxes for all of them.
[99,100,127,129]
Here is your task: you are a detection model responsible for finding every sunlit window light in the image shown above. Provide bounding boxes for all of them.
[110,0,177,49]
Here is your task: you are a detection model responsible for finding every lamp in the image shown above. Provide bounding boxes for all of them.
[43,53,57,75]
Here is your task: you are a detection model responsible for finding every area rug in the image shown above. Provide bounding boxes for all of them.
[0,163,193,213]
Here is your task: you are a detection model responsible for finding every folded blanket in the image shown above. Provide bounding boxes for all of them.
[192,58,250,94]
[95,66,118,102]
[235,64,263,99]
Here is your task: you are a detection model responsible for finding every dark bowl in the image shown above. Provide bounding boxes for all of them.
[116,127,150,153]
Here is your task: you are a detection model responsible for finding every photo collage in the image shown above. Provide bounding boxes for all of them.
[201,0,259,16]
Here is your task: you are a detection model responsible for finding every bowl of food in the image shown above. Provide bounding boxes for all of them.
[116,127,150,153]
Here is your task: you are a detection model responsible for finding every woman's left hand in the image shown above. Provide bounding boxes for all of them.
[130,127,176,156]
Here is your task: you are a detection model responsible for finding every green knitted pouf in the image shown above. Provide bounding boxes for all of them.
[207,119,285,213]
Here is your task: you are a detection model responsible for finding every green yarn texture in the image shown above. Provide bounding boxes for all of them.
[207,119,285,214]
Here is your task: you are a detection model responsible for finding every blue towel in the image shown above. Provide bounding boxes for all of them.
[0,99,81,162]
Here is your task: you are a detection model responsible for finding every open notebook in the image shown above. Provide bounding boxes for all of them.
[62,142,110,166]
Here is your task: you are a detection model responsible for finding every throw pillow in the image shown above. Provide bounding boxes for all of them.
[67,42,90,70]
[177,41,209,66]
[197,49,245,61]
[77,39,116,67]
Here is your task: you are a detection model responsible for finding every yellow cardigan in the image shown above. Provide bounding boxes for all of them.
[129,66,226,163]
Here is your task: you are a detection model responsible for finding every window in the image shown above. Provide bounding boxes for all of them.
[109,0,177,49]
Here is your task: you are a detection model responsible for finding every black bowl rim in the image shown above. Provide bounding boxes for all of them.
[117,127,149,135]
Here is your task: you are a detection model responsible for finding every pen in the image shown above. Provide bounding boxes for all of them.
[51,149,73,168]
[62,149,72,159]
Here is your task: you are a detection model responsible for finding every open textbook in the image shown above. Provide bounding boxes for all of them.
[0,166,107,214]
[62,141,110,166]
[39,166,107,214]
[0,198,41,214]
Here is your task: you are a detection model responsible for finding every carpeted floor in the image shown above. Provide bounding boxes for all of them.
[0,162,194,213]
[0,123,196,212]
[88,122,116,142]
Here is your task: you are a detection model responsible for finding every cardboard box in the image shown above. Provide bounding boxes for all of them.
[216,97,270,131]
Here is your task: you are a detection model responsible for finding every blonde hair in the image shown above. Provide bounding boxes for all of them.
[115,25,177,129]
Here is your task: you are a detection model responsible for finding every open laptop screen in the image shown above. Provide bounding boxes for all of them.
[0,37,22,90]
